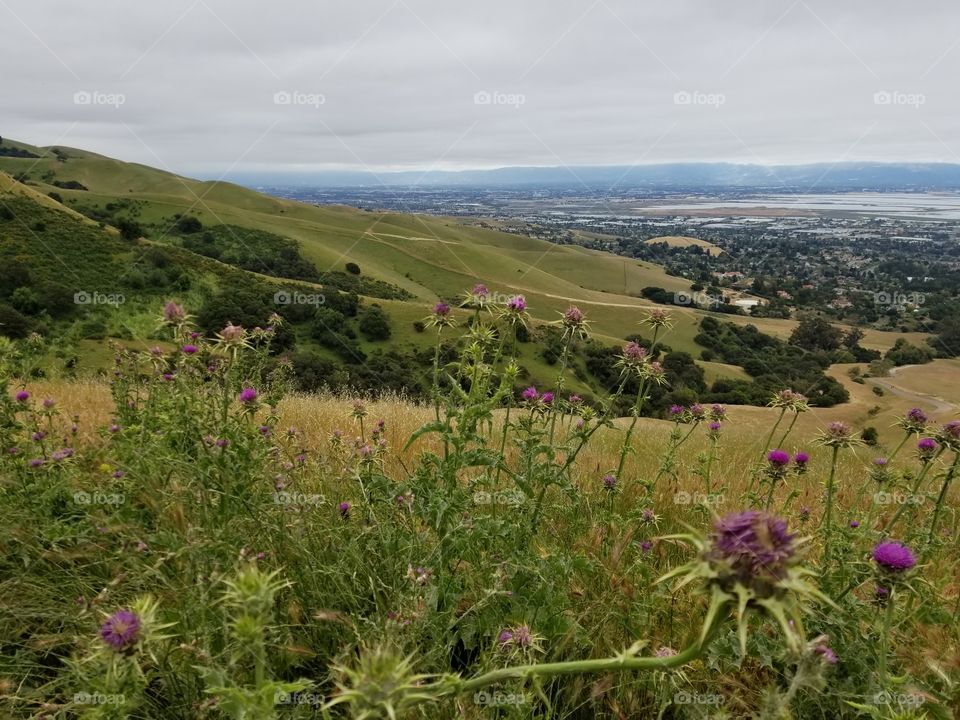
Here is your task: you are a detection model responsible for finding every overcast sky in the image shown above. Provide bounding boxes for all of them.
[3,0,960,176]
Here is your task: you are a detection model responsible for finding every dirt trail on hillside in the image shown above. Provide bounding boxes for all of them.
[868,365,956,415]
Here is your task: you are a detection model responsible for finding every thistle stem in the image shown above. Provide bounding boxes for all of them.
[928,452,960,543]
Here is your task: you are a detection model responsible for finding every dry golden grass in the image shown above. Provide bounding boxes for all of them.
[645,235,723,257]
[27,369,959,523]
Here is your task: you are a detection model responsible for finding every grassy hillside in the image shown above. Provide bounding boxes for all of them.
[0,138,927,360]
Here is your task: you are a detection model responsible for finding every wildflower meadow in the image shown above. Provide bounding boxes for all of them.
[1,293,958,719]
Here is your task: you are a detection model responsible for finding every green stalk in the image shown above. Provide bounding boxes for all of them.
[878,591,895,686]
[820,446,840,579]
[928,451,960,543]
[884,448,945,533]
[454,620,721,695]
[775,411,800,449]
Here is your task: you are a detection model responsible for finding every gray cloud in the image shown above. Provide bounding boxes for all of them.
[2,0,959,175]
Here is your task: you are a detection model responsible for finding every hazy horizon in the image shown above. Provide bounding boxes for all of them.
[4,0,960,177]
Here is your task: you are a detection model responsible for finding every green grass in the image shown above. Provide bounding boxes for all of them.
[0,138,932,371]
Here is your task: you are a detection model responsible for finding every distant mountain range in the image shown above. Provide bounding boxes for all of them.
[224,162,960,190]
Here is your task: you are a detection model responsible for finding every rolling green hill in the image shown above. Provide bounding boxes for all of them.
[0,136,930,392]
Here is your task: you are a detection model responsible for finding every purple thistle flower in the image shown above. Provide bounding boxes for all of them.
[917,437,937,458]
[640,540,653,553]
[497,629,514,646]
[15,391,29,403]
[709,510,796,585]
[849,520,859,528]
[689,403,706,420]
[798,506,811,522]
[794,452,809,466]
[568,394,582,405]
[29,458,44,468]
[875,585,890,601]
[873,457,888,467]
[163,301,186,323]
[521,386,539,402]
[540,392,554,405]
[562,306,584,328]
[507,295,527,313]
[767,449,791,468]
[215,438,229,448]
[108,424,120,434]
[814,642,838,665]
[100,608,141,651]
[906,407,928,424]
[181,344,198,355]
[433,301,451,317]
[708,421,722,433]
[162,373,175,382]
[338,501,351,518]
[32,431,47,442]
[42,398,55,409]
[472,284,489,300]
[709,404,727,421]
[602,473,617,489]
[669,404,685,417]
[872,541,916,572]
[622,341,648,363]
[238,387,258,404]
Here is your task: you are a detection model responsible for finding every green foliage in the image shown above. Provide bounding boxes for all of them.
[358,304,392,341]
[0,303,957,718]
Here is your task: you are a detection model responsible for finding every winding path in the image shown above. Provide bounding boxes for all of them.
[868,365,956,415]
